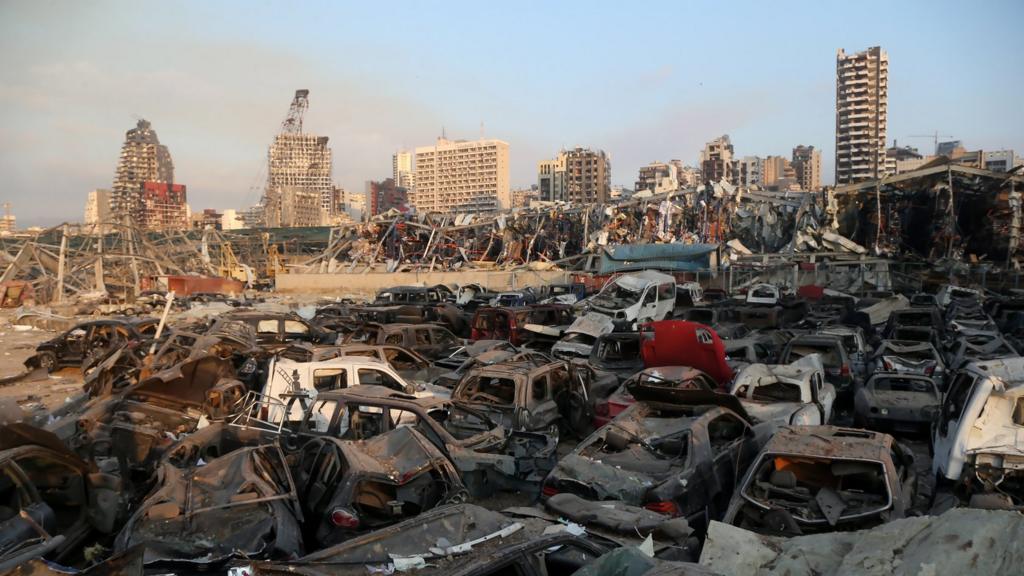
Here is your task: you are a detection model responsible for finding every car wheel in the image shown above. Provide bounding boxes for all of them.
[37,351,57,373]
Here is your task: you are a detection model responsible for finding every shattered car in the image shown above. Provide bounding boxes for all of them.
[259,386,557,496]
[470,305,573,346]
[332,343,443,383]
[219,311,336,346]
[114,444,303,566]
[933,358,1024,507]
[944,331,1018,369]
[722,425,917,536]
[293,428,466,547]
[870,339,945,382]
[729,356,835,426]
[640,320,734,386]
[587,331,644,383]
[551,311,614,361]
[780,334,855,398]
[28,317,161,373]
[854,372,940,433]
[582,270,677,330]
[344,322,463,361]
[593,366,717,428]
[544,388,770,531]
[451,360,591,436]
[432,341,548,389]
[0,424,124,571]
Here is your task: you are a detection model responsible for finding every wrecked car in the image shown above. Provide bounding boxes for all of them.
[344,322,463,361]
[544,388,771,531]
[247,385,556,496]
[944,331,1019,369]
[332,343,443,383]
[451,359,591,436]
[0,424,124,572]
[28,317,161,373]
[933,358,1024,508]
[587,331,644,383]
[432,341,549,389]
[471,304,573,346]
[593,366,717,428]
[551,311,614,361]
[780,334,855,399]
[220,311,336,346]
[640,320,734,386]
[114,444,303,566]
[722,425,917,536]
[293,428,466,547]
[854,372,940,434]
[870,339,945,383]
[581,270,676,330]
[729,356,835,426]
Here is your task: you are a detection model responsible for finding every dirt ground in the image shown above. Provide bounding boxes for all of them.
[0,313,84,422]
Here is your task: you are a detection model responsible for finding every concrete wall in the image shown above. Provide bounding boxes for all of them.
[275,269,572,297]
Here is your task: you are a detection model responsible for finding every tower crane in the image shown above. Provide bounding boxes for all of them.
[907,131,955,155]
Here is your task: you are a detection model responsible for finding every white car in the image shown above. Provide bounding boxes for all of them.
[933,357,1024,504]
[729,355,835,426]
[582,270,676,330]
[261,356,421,420]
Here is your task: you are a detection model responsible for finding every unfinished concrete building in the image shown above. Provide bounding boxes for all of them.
[836,46,888,184]
[262,90,333,227]
[111,119,174,223]
[792,145,822,191]
[139,182,188,231]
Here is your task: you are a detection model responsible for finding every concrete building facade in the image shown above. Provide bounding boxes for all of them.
[836,46,888,184]
[266,132,334,217]
[139,182,188,231]
[538,147,610,203]
[84,189,112,229]
[635,161,680,194]
[735,157,764,187]
[413,137,510,212]
[393,150,415,191]
[791,145,822,191]
[111,119,174,223]
[700,135,736,184]
[367,178,409,216]
[763,156,795,188]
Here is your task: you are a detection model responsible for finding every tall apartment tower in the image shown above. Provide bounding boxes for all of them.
[835,46,888,184]
[792,145,822,191]
[262,90,333,226]
[413,137,510,212]
[700,135,736,184]
[111,119,174,222]
[392,150,415,191]
[538,148,610,203]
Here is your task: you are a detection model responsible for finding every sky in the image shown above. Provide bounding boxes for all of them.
[0,0,1021,226]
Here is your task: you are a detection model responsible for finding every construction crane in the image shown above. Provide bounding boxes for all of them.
[907,131,955,155]
[281,89,310,134]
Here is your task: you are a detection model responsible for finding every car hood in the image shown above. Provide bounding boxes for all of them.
[550,453,661,504]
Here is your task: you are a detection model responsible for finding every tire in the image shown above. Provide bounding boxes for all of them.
[37,351,57,373]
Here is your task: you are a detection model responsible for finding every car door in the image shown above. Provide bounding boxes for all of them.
[526,371,558,431]
[256,319,282,344]
[63,325,92,362]
[933,371,980,477]
[637,286,659,323]
[707,413,751,515]
[810,372,835,423]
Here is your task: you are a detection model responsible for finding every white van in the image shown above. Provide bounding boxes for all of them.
[261,356,416,420]
[584,270,676,329]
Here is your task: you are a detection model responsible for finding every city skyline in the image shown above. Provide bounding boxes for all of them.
[1,0,1021,226]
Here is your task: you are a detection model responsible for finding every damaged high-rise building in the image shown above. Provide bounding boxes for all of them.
[538,147,610,203]
[111,119,174,223]
[836,46,888,184]
[700,135,736,185]
[262,90,333,227]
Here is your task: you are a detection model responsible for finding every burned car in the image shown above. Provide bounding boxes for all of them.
[933,358,1024,508]
[451,359,591,437]
[551,312,614,361]
[722,425,917,536]
[28,317,161,373]
[293,428,465,547]
[593,366,717,428]
[219,311,336,346]
[0,424,124,572]
[854,372,940,434]
[432,341,548,389]
[344,322,463,361]
[114,444,303,566]
[943,331,1018,370]
[780,334,855,399]
[544,388,771,531]
[587,331,644,384]
[251,385,557,496]
[729,356,835,426]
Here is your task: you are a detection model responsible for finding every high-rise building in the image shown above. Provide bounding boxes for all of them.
[413,137,510,212]
[885,143,924,175]
[537,148,610,204]
[836,46,888,184]
[635,161,679,194]
[367,178,409,216]
[700,136,736,184]
[262,91,334,225]
[538,155,566,202]
[511,186,539,208]
[735,157,764,187]
[84,189,112,229]
[763,156,794,187]
[221,209,244,230]
[393,150,415,191]
[792,145,822,191]
[985,150,1019,172]
[139,182,188,231]
[111,119,174,223]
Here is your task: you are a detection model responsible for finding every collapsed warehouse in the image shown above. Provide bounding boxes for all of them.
[0,159,1023,575]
